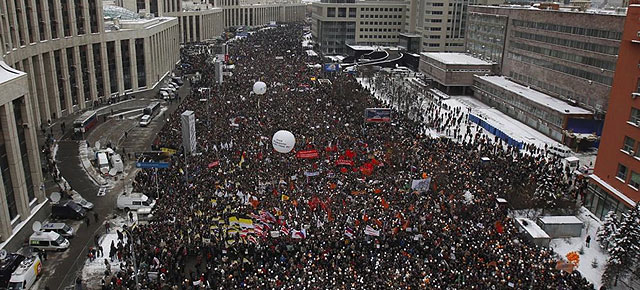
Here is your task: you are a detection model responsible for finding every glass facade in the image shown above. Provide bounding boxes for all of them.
[92,44,104,98]
[66,47,78,106]
[54,50,66,110]
[106,41,117,94]
[48,0,58,39]
[79,45,90,103]
[135,39,146,88]
[585,183,631,220]
[121,40,132,91]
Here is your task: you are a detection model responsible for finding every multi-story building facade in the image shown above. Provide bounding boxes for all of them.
[0,1,180,127]
[405,0,503,52]
[312,0,406,54]
[587,1,640,220]
[465,5,624,115]
[0,61,44,247]
[221,0,306,28]
[126,0,305,43]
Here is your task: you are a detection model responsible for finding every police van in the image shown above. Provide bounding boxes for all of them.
[6,256,41,290]
[29,231,70,251]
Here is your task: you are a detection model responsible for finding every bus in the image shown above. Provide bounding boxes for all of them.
[143,102,161,117]
[73,110,97,135]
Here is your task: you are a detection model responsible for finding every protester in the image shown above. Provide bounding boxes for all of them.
[100,24,591,289]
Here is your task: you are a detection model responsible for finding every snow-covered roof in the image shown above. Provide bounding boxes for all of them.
[475,76,592,115]
[538,216,583,225]
[421,52,494,66]
[0,61,25,84]
[347,44,377,51]
[516,218,550,239]
[590,174,637,207]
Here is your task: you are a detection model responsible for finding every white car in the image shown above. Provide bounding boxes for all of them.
[117,192,155,211]
[71,192,94,210]
[139,115,152,127]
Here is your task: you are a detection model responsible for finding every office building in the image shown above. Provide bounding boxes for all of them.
[405,0,503,52]
[0,1,180,127]
[312,0,406,54]
[586,1,640,219]
[221,0,306,28]
[0,61,45,247]
[466,5,624,115]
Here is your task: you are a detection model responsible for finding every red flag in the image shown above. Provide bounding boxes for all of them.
[362,214,369,222]
[495,221,504,234]
[374,219,383,227]
[381,198,389,209]
[208,161,220,168]
[345,150,356,159]
[340,167,348,174]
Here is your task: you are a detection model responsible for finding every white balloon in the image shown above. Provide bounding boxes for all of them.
[253,81,267,95]
[272,130,295,153]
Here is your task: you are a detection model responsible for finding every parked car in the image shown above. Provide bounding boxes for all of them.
[0,253,25,288]
[51,200,86,220]
[71,195,94,210]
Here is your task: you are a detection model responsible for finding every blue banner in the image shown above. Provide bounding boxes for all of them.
[324,63,340,72]
[136,162,170,169]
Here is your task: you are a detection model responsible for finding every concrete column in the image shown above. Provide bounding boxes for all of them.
[60,50,72,116]
[144,37,155,87]
[73,47,85,110]
[0,104,30,220]
[18,92,43,202]
[24,58,41,126]
[32,54,50,123]
[68,0,77,36]
[100,42,110,98]
[130,38,138,90]
[86,44,98,102]
[15,0,30,44]
[42,52,60,118]
[0,164,13,241]
[82,0,91,35]
[115,40,125,95]
[26,0,40,42]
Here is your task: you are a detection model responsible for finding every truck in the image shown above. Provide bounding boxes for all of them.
[6,256,42,290]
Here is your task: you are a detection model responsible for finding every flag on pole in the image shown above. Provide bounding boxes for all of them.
[344,227,354,238]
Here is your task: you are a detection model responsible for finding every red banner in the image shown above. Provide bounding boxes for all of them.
[335,159,354,166]
[296,150,319,159]
[208,161,220,168]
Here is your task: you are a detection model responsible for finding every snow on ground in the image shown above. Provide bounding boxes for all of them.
[548,207,607,289]
[81,216,130,287]
[357,76,597,168]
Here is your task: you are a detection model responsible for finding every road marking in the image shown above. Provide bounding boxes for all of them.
[97,186,109,196]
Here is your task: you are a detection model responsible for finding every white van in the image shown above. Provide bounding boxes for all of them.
[96,152,109,174]
[549,145,572,158]
[29,231,70,251]
[7,256,41,290]
[111,154,124,173]
[41,222,74,238]
[117,192,155,211]
[562,156,580,172]
[139,115,152,127]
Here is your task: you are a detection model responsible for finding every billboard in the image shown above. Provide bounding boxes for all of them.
[181,110,197,154]
[364,108,392,122]
[324,63,340,72]
[136,151,171,168]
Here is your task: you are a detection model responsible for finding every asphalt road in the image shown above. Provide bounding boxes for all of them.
[34,78,191,289]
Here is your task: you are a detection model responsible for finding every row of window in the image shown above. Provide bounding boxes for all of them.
[616,163,640,190]
[361,14,403,19]
[513,30,619,56]
[361,35,398,39]
[509,41,617,71]
[359,28,401,32]
[512,19,622,40]
[359,21,402,26]
[507,52,614,86]
[360,7,402,12]
[327,7,357,18]
[0,0,100,51]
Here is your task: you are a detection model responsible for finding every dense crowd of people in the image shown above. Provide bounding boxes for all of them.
[100,24,592,289]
